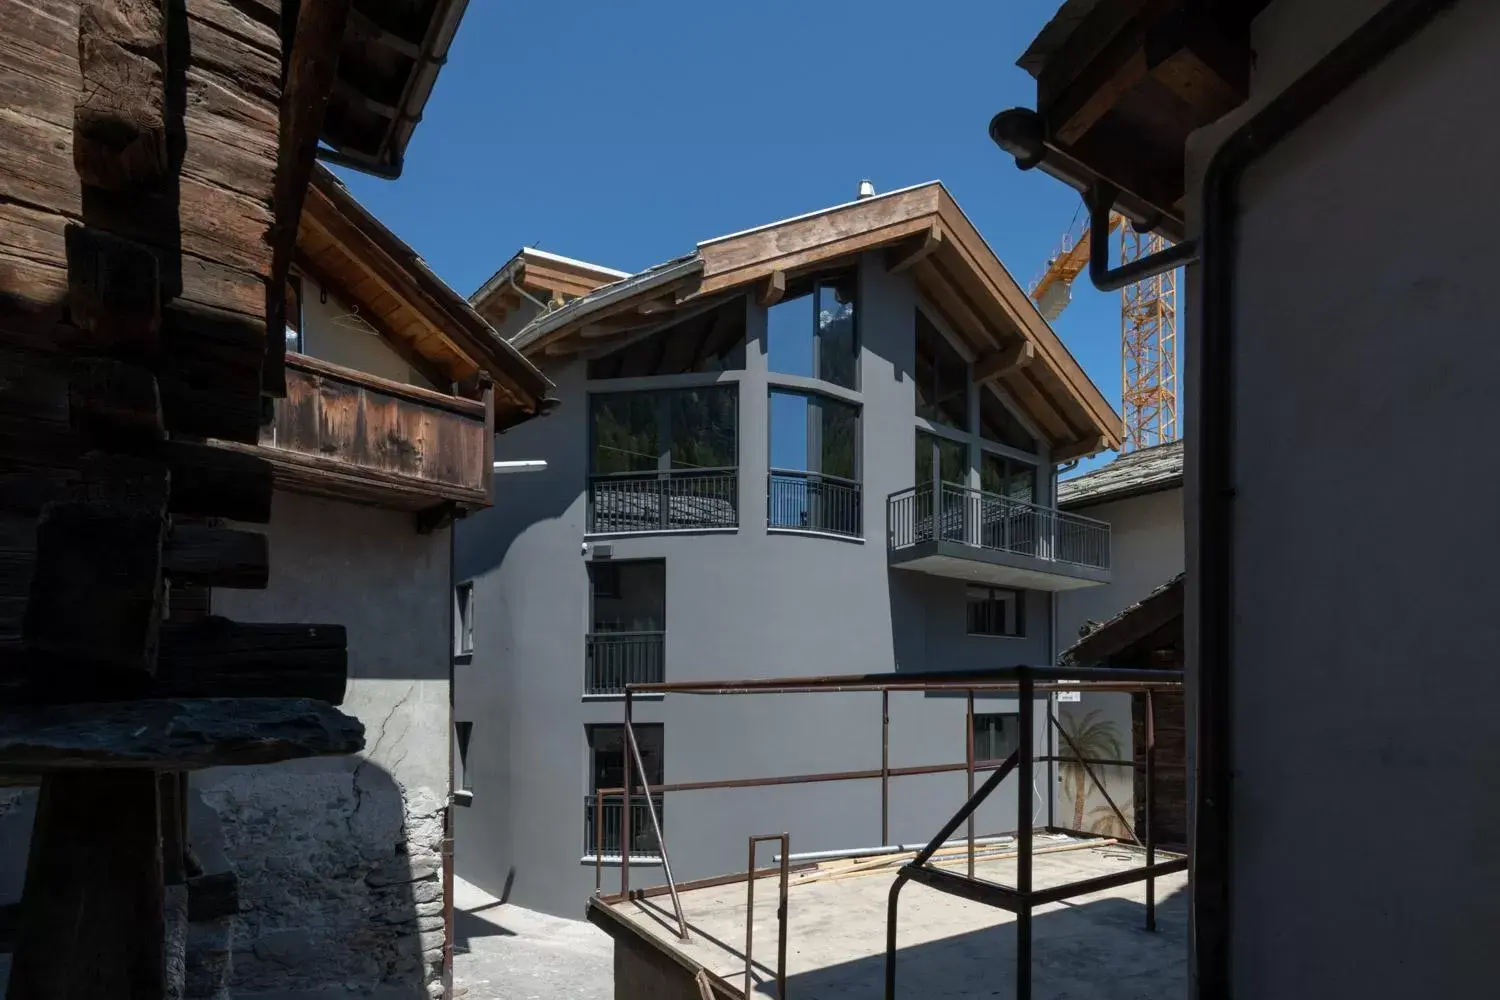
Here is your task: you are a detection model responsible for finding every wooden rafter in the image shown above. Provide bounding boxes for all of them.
[974,341,1035,383]
[886,225,944,274]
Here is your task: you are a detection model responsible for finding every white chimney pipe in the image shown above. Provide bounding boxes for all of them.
[857,179,876,200]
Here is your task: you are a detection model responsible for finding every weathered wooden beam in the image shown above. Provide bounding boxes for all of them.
[163,440,273,523]
[155,617,347,703]
[758,269,786,308]
[886,226,944,275]
[162,523,268,588]
[74,0,170,189]
[68,357,164,445]
[22,456,169,676]
[64,224,161,350]
[266,0,354,396]
[6,771,165,999]
[973,340,1036,383]
[0,697,364,770]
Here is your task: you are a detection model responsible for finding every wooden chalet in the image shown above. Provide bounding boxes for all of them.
[0,1,481,996]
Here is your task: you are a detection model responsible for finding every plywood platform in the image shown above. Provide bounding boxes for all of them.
[594,836,1187,999]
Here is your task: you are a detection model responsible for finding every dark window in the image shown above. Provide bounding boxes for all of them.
[768,391,862,537]
[455,581,474,654]
[979,387,1038,453]
[973,713,1020,762]
[587,300,746,379]
[980,453,1038,506]
[285,274,304,354]
[589,561,664,633]
[915,431,967,489]
[585,725,664,857]
[454,721,474,793]
[967,586,1024,637]
[915,310,969,429]
[767,273,858,389]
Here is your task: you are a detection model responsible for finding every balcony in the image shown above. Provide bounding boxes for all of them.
[585,631,665,695]
[584,794,664,859]
[887,483,1110,591]
[234,353,493,512]
[587,469,738,534]
[767,471,862,538]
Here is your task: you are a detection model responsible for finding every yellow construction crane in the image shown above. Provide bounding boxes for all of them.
[1030,213,1178,453]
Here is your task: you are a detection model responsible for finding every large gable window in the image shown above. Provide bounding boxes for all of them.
[915,310,969,429]
[767,274,858,390]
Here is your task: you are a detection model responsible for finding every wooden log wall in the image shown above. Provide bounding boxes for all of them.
[0,1,358,996]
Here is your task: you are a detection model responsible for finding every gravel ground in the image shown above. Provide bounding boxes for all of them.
[452,877,614,1000]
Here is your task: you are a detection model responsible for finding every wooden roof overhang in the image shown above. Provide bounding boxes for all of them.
[471,250,628,330]
[992,0,1267,239]
[513,183,1122,461]
[1064,573,1184,667]
[296,167,555,431]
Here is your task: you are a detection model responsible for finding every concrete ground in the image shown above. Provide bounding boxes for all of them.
[605,836,1188,999]
[452,876,614,1000]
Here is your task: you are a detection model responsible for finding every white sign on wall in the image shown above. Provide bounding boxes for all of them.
[1055,684,1082,703]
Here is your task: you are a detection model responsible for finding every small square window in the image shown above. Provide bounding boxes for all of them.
[455,581,474,654]
[973,713,1019,762]
[967,586,1023,637]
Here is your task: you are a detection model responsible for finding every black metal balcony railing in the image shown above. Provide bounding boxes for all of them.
[584,794,663,858]
[767,470,862,538]
[888,482,1111,571]
[587,469,738,533]
[585,631,665,695]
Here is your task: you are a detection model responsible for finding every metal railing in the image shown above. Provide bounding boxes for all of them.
[767,470,862,538]
[887,482,1111,570]
[587,469,738,533]
[585,793,664,858]
[585,631,665,695]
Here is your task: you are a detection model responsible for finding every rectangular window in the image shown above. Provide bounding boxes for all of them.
[588,299,746,378]
[973,712,1020,762]
[915,310,969,429]
[587,561,666,694]
[588,387,739,532]
[585,724,664,857]
[767,273,858,389]
[455,581,474,654]
[454,721,474,797]
[967,585,1024,637]
[768,390,862,537]
[979,386,1038,453]
[284,274,304,354]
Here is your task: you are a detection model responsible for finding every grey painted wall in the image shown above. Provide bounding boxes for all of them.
[456,252,1068,918]
[202,491,452,998]
[1182,1,1500,996]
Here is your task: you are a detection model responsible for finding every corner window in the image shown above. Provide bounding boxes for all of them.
[973,713,1020,762]
[916,310,969,429]
[967,585,1024,637]
[455,581,474,654]
[768,390,861,537]
[767,273,858,389]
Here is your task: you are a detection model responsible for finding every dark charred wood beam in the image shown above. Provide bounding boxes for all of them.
[64,225,161,351]
[73,0,169,189]
[68,357,164,447]
[154,618,346,703]
[266,0,354,397]
[163,441,274,523]
[162,523,269,589]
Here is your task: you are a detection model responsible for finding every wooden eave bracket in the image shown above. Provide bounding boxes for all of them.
[973,340,1035,383]
[886,225,944,274]
[758,270,787,308]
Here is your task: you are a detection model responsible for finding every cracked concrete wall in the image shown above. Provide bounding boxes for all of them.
[199,491,451,999]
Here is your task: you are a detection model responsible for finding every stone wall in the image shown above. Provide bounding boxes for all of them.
[197,491,453,999]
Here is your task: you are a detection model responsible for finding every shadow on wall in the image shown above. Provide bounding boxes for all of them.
[772,882,1188,1000]
[187,756,447,1000]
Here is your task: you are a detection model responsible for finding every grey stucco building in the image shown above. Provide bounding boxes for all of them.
[454,183,1125,918]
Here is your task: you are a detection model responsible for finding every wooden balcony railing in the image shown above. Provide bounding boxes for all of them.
[230,353,494,512]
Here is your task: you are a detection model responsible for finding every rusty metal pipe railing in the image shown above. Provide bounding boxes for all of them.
[745,834,790,999]
[627,664,1182,695]
[965,691,975,879]
[626,718,687,941]
[880,690,890,846]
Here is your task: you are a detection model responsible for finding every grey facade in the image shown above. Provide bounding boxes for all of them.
[456,245,1116,918]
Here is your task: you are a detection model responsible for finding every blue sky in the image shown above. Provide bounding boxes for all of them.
[336,0,1149,476]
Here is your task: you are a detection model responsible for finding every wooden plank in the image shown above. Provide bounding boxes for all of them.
[218,439,492,512]
[74,0,169,189]
[698,216,933,298]
[164,440,273,523]
[65,225,162,350]
[267,0,355,395]
[886,225,944,274]
[69,357,165,445]
[6,772,165,999]
[155,617,346,703]
[973,341,1035,384]
[757,269,786,307]
[162,524,268,589]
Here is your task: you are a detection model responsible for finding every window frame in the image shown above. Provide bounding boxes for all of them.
[766,270,860,391]
[966,585,1025,638]
[284,273,305,355]
[972,712,1020,763]
[767,387,864,538]
[454,580,474,655]
[587,383,741,478]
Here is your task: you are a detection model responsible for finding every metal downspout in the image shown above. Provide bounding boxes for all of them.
[1191,3,1460,997]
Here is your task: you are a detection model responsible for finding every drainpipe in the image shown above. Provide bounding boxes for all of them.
[1192,2,1459,996]
[508,273,553,315]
